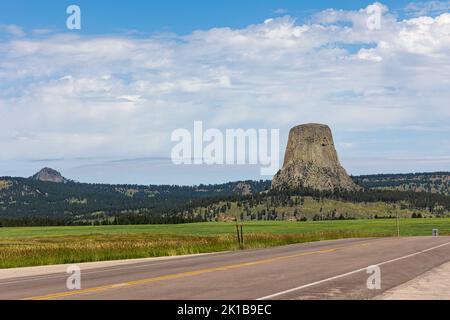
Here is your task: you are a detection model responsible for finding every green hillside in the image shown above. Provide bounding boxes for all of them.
[355,172,450,195]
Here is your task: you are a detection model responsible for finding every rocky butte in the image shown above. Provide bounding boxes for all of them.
[31,167,67,183]
[272,123,361,192]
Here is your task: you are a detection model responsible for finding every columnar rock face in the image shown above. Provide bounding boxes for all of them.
[272,124,361,191]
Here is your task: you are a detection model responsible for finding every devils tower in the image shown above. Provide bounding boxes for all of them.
[272,123,361,191]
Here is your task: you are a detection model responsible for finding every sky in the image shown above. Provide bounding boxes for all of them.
[1,0,450,185]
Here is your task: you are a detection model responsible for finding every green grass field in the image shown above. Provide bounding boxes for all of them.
[2,218,449,238]
[1,218,449,269]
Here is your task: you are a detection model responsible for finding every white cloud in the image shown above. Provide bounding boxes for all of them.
[1,2,450,175]
[357,48,383,61]
[273,8,289,15]
[32,28,53,35]
[0,24,25,37]
[405,1,450,17]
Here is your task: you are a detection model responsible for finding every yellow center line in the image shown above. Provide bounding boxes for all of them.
[25,240,374,300]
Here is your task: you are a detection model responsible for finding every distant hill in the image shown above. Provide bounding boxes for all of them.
[354,172,450,196]
[31,167,67,183]
[0,168,271,223]
[1,168,449,226]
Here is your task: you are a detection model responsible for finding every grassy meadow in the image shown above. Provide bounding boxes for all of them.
[1,219,449,268]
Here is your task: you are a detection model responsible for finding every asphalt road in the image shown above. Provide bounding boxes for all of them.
[1,237,449,300]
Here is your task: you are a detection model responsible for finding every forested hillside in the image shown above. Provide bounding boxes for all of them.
[0,176,270,225]
[354,172,450,195]
[1,171,450,227]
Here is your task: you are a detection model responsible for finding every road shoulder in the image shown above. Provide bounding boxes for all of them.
[0,252,219,281]
[374,261,450,300]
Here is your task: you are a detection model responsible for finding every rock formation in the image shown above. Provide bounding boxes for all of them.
[233,182,253,196]
[272,123,361,192]
[31,167,66,183]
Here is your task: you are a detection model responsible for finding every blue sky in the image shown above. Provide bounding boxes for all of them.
[1,1,450,185]
[0,0,432,35]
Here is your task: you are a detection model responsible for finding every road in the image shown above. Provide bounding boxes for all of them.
[0,237,449,300]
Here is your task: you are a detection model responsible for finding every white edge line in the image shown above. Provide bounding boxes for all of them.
[256,241,450,300]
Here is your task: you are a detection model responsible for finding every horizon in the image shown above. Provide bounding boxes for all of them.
[2,0,450,184]
[2,166,449,187]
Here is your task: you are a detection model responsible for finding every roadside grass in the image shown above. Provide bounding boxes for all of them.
[0,231,386,269]
[0,219,449,268]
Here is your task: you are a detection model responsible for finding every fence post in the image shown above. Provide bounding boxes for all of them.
[236,223,241,247]
[240,224,244,248]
